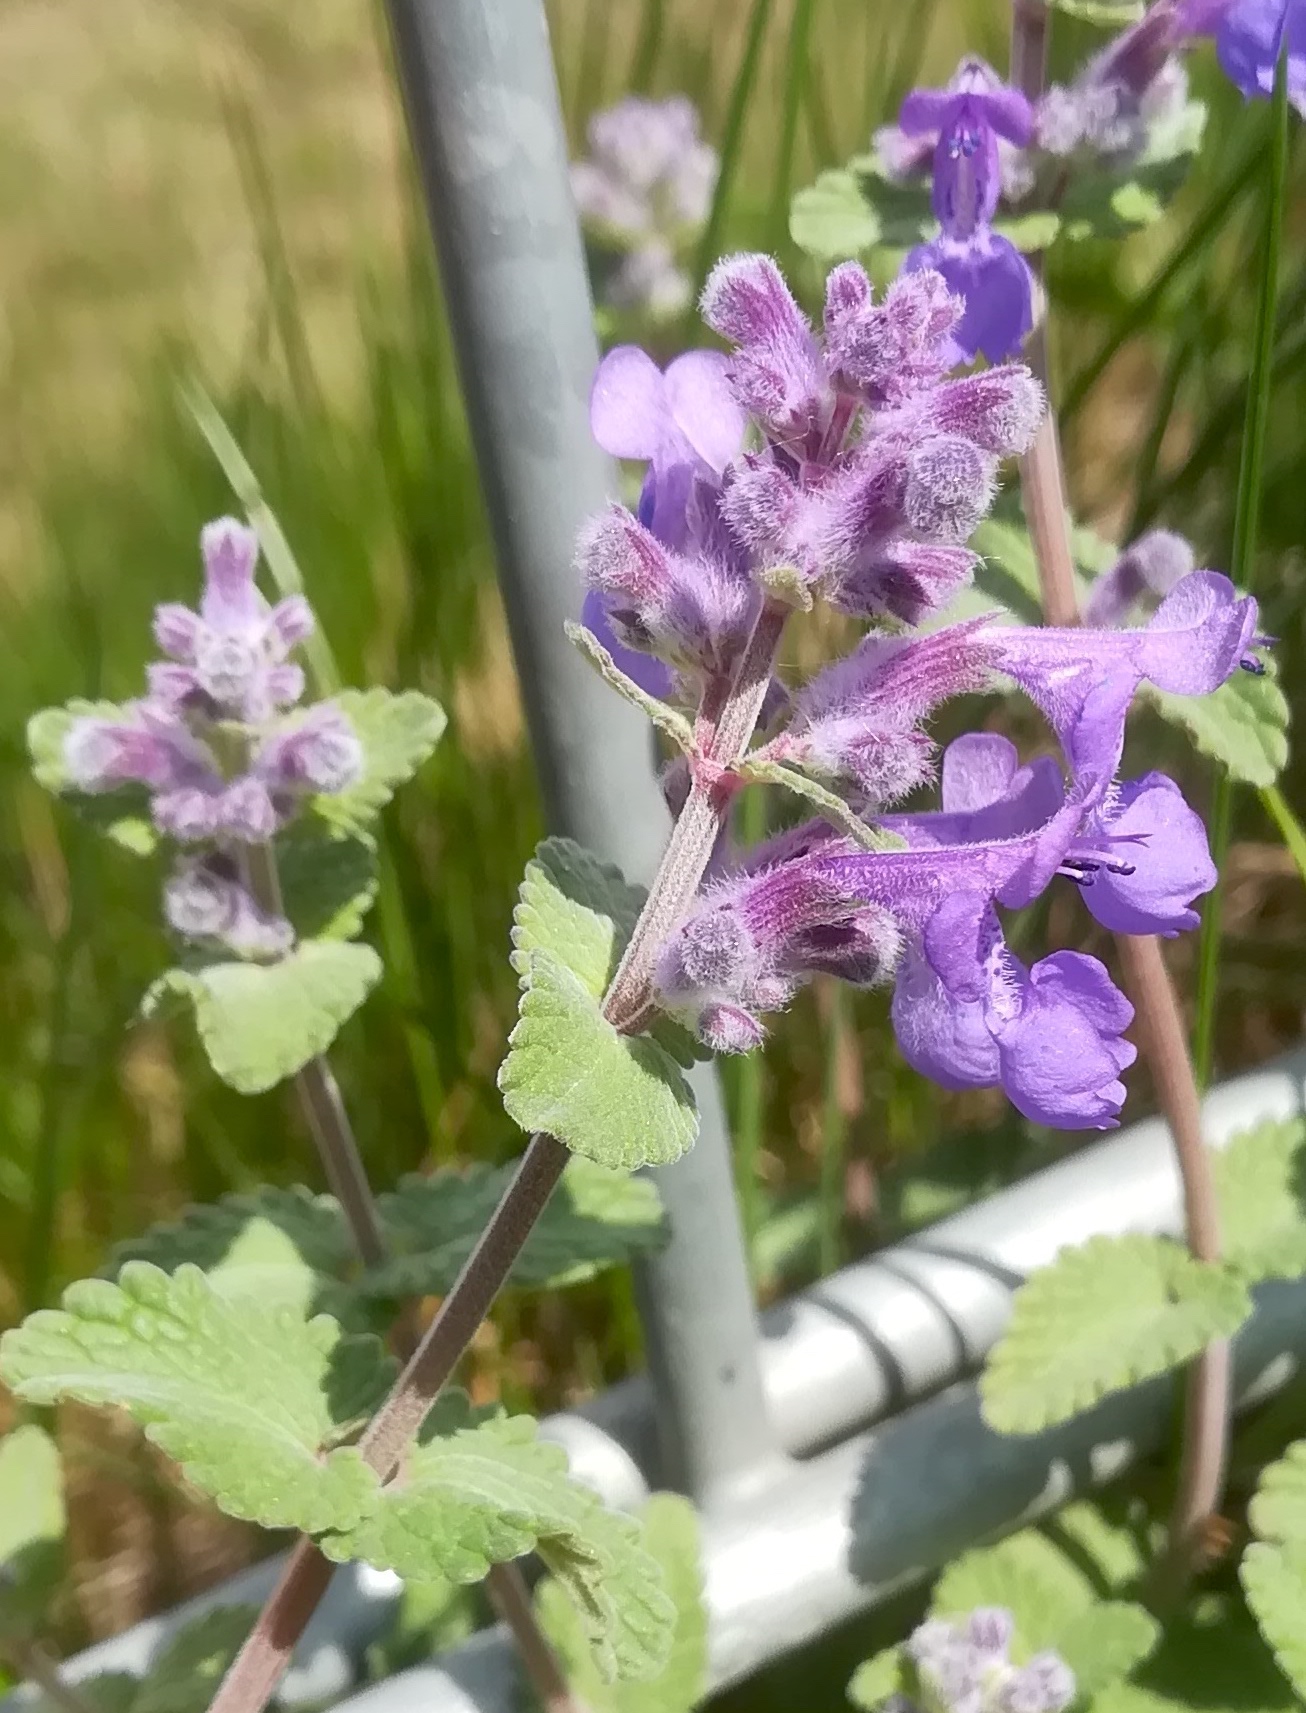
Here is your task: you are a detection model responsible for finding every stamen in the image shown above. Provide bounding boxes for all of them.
[1058,867,1095,888]
[1240,655,1266,677]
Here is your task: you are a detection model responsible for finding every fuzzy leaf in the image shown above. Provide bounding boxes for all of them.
[849,1648,910,1711]
[535,1493,707,1713]
[144,941,383,1095]
[0,1426,64,1637]
[1143,661,1288,787]
[934,1529,1159,1695]
[0,1262,392,1533]
[105,1187,358,1322]
[1213,1117,1306,1283]
[313,688,446,834]
[737,758,904,851]
[565,623,694,754]
[321,1412,675,1684]
[980,1234,1252,1435]
[1243,1440,1306,1700]
[499,948,698,1167]
[275,824,379,941]
[27,702,159,855]
[789,169,881,261]
[368,1155,668,1298]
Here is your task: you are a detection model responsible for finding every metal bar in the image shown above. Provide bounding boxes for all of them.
[378,0,778,1502]
[326,1270,1306,1712]
[9,1048,1303,1709]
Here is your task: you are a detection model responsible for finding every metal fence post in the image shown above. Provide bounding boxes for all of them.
[380,0,784,1501]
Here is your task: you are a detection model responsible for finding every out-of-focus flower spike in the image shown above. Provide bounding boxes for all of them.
[1083,528,1195,626]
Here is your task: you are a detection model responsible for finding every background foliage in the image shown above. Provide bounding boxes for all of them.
[3,0,1306,1699]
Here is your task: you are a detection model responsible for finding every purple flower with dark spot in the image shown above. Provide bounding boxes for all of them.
[898,60,1037,362]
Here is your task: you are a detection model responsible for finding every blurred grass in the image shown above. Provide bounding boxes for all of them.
[2,0,1306,1664]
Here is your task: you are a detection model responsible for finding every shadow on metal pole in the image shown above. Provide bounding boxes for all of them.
[379,0,783,1503]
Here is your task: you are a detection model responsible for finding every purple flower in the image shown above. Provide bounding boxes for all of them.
[151,519,314,723]
[903,1610,1075,1713]
[571,96,718,318]
[897,60,1037,362]
[163,854,294,961]
[1083,528,1196,626]
[1181,0,1306,113]
[255,705,365,798]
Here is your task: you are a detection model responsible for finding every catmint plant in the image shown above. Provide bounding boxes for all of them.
[571,95,718,321]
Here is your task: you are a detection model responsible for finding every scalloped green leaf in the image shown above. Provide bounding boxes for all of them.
[321,1412,675,1684]
[1213,1116,1306,1283]
[847,159,936,249]
[510,836,705,1070]
[27,702,160,855]
[0,1262,392,1533]
[0,1425,64,1638]
[144,940,382,1094]
[535,1493,707,1713]
[368,1155,668,1297]
[106,1186,358,1322]
[499,948,698,1167]
[1143,662,1288,787]
[934,1529,1158,1695]
[275,823,379,941]
[312,688,446,834]
[789,169,881,261]
[980,1234,1252,1435]
[1243,1446,1306,1700]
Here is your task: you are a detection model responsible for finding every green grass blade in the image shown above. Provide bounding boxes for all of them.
[1060,129,1264,426]
[1192,58,1291,1089]
[1259,784,1306,887]
[688,0,775,303]
[768,0,819,248]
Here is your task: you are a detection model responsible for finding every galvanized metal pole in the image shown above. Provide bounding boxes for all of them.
[380,0,781,1502]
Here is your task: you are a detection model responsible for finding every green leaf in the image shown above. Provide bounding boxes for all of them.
[565,622,695,754]
[27,702,159,856]
[846,158,936,249]
[849,1648,909,1710]
[130,1607,260,1713]
[1243,1441,1306,1700]
[144,940,383,1094]
[1143,661,1288,787]
[994,210,1063,253]
[499,948,698,1167]
[980,1234,1252,1435]
[736,757,904,851]
[535,1493,707,1713]
[313,688,446,834]
[789,170,880,261]
[275,823,379,941]
[369,1155,667,1297]
[0,1262,392,1533]
[322,1412,675,1684]
[511,837,643,1001]
[933,1529,1158,1695]
[1088,1596,1296,1713]
[1048,0,1142,21]
[0,1426,64,1637]
[105,1186,358,1322]
[1213,1116,1306,1282]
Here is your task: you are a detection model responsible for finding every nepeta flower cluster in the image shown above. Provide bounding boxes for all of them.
[1181,0,1306,113]
[877,1,1207,359]
[577,254,1262,1130]
[571,95,718,320]
[62,520,362,960]
[889,1609,1075,1713]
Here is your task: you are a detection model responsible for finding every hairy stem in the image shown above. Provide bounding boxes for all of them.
[235,850,579,1713]
[1010,0,1229,1600]
[208,598,791,1713]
